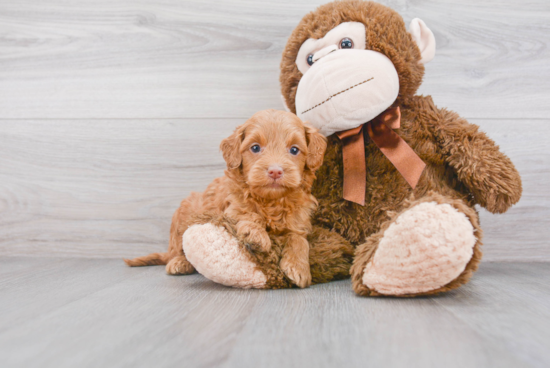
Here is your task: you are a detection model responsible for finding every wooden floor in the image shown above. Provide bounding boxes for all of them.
[0,258,548,368]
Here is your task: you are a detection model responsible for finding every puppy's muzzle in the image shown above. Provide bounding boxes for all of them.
[267,165,283,180]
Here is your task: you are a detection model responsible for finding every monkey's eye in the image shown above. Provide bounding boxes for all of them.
[307,54,314,66]
[339,38,354,49]
[289,146,300,155]
[250,144,261,153]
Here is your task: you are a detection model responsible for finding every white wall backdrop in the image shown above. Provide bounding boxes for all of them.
[0,0,548,260]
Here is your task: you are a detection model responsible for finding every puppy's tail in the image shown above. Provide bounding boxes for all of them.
[124,252,170,267]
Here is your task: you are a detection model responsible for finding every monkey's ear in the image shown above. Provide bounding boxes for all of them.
[409,18,436,64]
[220,126,244,169]
[304,122,327,171]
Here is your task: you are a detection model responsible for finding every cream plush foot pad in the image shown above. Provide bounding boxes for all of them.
[363,202,476,295]
[183,223,267,289]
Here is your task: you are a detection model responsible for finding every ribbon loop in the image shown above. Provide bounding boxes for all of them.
[336,126,366,206]
[379,106,401,129]
[336,107,426,206]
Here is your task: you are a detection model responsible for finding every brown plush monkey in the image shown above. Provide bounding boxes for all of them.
[180,0,522,296]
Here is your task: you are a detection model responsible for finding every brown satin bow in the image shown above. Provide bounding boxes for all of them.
[336,107,426,206]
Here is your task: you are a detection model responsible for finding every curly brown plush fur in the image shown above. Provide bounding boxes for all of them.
[276,0,522,296]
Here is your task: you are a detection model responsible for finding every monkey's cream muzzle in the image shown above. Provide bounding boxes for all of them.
[295,49,399,137]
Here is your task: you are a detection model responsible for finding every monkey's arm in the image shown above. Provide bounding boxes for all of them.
[433,108,522,214]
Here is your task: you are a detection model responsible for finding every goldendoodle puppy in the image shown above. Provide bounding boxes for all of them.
[125,109,327,288]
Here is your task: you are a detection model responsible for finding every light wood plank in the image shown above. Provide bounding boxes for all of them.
[0,118,238,258]
[0,0,548,119]
[0,259,263,368]
[219,283,522,368]
[0,256,53,278]
[0,259,547,368]
[435,263,550,368]
[0,118,546,260]
[477,121,550,261]
[0,258,135,333]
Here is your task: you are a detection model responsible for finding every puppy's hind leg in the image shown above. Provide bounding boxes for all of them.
[165,196,199,275]
[166,255,195,275]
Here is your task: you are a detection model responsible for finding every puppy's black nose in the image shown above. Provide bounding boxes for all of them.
[267,165,283,180]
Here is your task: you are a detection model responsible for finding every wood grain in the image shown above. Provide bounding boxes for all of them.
[435,262,550,368]
[0,118,239,258]
[477,120,550,261]
[0,0,547,260]
[0,258,548,367]
[0,118,547,260]
[0,0,548,119]
[0,1,547,365]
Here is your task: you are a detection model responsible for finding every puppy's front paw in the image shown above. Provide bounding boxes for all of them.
[238,226,272,253]
[280,257,311,288]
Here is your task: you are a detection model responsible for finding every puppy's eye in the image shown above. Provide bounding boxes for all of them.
[339,38,354,49]
[289,146,300,155]
[250,144,261,153]
[307,54,314,66]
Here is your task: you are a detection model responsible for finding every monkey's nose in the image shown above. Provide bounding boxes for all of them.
[312,44,338,63]
[267,165,283,180]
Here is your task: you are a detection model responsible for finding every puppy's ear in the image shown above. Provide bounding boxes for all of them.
[220,126,244,169]
[304,122,327,171]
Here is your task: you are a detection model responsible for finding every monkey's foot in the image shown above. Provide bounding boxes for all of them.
[183,223,267,289]
[352,201,477,296]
